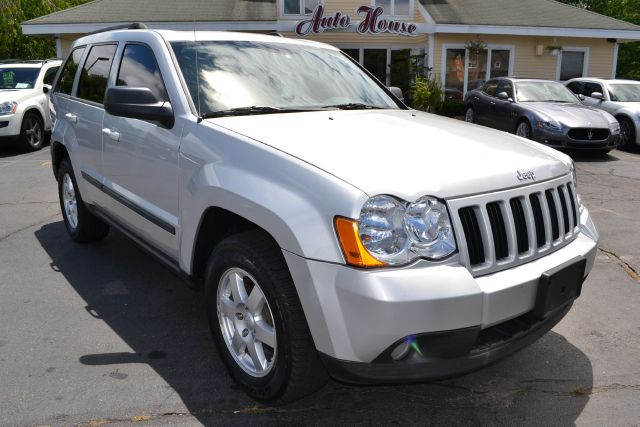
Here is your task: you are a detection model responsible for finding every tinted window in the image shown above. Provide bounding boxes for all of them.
[582,82,604,97]
[566,81,583,94]
[116,44,168,101]
[55,47,85,95]
[43,66,59,86]
[77,44,117,104]
[0,67,40,89]
[497,80,514,99]
[483,80,499,96]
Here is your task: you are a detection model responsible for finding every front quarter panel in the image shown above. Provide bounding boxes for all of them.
[179,120,369,272]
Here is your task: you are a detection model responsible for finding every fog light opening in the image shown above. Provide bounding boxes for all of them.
[391,335,419,361]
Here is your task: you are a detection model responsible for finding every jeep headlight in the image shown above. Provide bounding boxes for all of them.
[335,195,457,267]
[610,122,620,135]
[0,101,17,115]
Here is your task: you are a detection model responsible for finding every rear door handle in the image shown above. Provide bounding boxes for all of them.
[102,128,120,142]
[64,113,77,124]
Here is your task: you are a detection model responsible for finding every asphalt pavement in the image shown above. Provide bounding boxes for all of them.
[0,145,638,426]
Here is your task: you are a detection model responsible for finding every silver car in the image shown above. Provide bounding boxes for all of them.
[566,78,640,148]
[464,78,620,153]
[50,27,599,403]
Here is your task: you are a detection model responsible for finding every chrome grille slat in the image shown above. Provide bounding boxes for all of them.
[449,176,580,277]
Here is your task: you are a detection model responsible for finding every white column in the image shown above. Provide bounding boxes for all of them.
[612,43,619,78]
[55,36,62,58]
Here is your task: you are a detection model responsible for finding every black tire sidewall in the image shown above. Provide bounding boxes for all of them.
[20,112,44,151]
[619,117,636,149]
[205,240,292,401]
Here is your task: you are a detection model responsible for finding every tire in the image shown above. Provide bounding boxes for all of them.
[57,158,110,243]
[18,112,45,152]
[465,107,475,123]
[516,120,532,139]
[205,230,327,404]
[618,116,636,149]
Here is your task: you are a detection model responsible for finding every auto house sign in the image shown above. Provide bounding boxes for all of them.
[295,5,419,37]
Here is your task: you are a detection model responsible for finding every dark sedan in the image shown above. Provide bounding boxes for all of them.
[464,78,620,152]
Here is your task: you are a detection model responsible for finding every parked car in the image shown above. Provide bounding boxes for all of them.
[565,78,640,149]
[464,77,620,153]
[0,59,61,151]
[50,26,599,403]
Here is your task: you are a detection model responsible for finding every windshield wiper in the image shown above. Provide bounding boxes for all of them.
[321,103,382,110]
[201,106,312,119]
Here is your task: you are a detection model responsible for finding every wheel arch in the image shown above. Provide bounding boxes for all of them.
[51,141,70,180]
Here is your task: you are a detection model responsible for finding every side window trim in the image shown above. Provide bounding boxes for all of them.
[116,41,170,103]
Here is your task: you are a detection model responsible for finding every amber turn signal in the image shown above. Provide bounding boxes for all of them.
[334,217,386,268]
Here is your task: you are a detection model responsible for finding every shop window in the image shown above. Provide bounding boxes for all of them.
[558,49,587,81]
[445,48,466,100]
[467,50,488,92]
[283,0,321,15]
[363,49,387,84]
[443,46,512,99]
[490,50,510,78]
[374,0,411,16]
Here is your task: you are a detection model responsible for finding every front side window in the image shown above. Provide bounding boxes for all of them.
[582,82,603,98]
[483,80,498,96]
[116,44,168,102]
[566,81,583,95]
[497,80,514,99]
[76,44,117,104]
[283,0,320,15]
[608,83,640,102]
[43,66,59,86]
[170,41,398,117]
[515,81,579,103]
[375,0,411,16]
[55,47,85,95]
[0,67,40,89]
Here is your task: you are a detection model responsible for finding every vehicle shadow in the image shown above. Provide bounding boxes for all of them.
[35,221,593,426]
[565,150,620,163]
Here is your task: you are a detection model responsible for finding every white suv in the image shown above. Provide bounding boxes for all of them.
[50,26,599,403]
[0,59,61,151]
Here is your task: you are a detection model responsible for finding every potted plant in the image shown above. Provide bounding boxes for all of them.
[546,45,563,56]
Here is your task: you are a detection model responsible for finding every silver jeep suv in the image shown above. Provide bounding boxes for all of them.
[50,25,599,403]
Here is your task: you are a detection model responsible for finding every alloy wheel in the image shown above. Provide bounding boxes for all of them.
[25,116,43,148]
[465,108,474,123]
[516,122,531,139]
[62,173,78,230]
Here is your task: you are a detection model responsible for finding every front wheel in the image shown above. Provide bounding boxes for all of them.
[18,112,44,152]
[465,107,475,123]
[618,116,636,149]
[205,230,327,403]
[516,120,532,139]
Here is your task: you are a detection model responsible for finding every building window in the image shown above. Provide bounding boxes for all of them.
[558,48,588,81]
[283,0,321,15]
[443,46,514,99]
[373,0,412,16]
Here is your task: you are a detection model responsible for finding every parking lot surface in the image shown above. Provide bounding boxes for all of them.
[0,146,638,426]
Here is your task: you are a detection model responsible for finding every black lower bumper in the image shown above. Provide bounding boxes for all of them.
[0,135,19,145]
[320,302,573,385]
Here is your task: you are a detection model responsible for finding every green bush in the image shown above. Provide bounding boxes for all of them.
[437,99,467,118]
[410,76,443,113]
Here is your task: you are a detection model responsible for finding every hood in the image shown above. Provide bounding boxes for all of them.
[523,102,614,127]
[0,89,37,104]
[208,110,571,201]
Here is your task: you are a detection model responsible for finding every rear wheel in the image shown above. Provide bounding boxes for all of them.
[18,112,44,152]
[205,230,327,403]
[465,107,475,123]
[516,120,532,139]
[618,116,636,149]
[57,158,110,243]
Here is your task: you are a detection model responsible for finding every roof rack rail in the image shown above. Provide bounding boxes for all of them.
[44,58,62,64]
[86,22,147,36]
[0,59,44,64]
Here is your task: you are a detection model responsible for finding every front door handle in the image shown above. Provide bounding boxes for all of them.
[64,113,77,124]
[102,128,120,142]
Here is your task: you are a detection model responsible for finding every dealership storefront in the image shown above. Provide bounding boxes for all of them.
[22,0,640,99]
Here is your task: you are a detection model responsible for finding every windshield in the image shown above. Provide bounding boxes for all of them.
[608,83,640,102]
[515,81,578,103]
[170,41,398,117]
[0,67,40,89]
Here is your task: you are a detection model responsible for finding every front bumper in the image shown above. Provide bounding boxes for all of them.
[0,116,20,140]
[283,207,598,382]
[532,127,619,151]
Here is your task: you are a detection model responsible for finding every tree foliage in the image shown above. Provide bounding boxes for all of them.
[558,0,640,79]
[0,0,89,60]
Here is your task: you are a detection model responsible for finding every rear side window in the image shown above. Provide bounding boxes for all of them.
[43,66,59,86]
[77,44,117,104]
[54,47,85,95]
[116,44,168,101]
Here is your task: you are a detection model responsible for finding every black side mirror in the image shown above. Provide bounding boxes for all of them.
[104,86,174,128]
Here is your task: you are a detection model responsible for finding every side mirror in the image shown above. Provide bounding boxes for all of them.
[43,84,51,94]
[591,92,604,101]
[497,91,513,102]
[388,86,404,103]
[578,94,585,101]
[104,86,174,128]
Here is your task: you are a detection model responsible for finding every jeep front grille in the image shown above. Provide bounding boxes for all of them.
[449,176,580,276]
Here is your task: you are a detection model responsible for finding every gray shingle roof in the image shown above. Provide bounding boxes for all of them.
[420,0,640,31]
[24,0,277,25]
